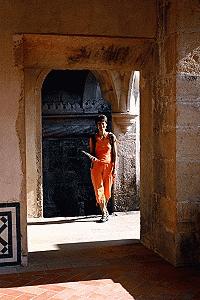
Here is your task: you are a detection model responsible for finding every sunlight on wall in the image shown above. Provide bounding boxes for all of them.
[129,71,140,195]
[178,46,200,75]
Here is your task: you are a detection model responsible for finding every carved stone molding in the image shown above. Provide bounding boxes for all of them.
[112,112,137,134]
[42,97,111,115]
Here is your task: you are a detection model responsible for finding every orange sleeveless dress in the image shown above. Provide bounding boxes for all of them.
[90,133,114,204]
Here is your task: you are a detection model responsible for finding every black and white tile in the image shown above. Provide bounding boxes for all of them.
[0,203,21,266]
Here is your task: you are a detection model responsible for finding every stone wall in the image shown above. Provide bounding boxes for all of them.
[114,123,139,211]
[151,0,177,265]
[141,0,200,266]
[176,0,200,265]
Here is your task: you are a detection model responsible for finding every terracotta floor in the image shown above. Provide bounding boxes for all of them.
[0,213,200,299]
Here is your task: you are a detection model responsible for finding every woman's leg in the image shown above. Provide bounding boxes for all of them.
[101,163,113,219]
[91,162,107,218]
[99,198,109,220]
[103,163,113,202]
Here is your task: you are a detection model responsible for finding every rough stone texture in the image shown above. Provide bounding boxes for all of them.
[140,0,177,265]
[175,0,200,265]
[142,0,200,266]
[114,123,138,211]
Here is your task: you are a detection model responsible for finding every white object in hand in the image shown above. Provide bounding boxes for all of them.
[81,150,98,161]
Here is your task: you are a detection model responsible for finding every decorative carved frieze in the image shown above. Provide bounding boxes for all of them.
[42,98,111,115]
[42,102,83,114]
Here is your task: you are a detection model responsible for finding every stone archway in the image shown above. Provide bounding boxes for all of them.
[24,68,119,219]
[15,34,154,265]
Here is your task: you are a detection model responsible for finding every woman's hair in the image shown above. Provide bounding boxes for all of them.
[95,114,107,124]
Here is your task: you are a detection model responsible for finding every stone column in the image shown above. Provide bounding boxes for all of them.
[141,0,177,265]
[94,70,140,212]
[143,0,200,266]
[111,105,138,211]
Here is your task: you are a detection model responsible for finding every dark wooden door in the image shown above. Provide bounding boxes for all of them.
[43,134,97,217]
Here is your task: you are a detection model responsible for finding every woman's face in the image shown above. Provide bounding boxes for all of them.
[97,121,107,132]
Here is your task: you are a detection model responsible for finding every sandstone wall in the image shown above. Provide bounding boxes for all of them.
[141,0,200,266]
[176,0,200,265]
[151,0,177,264]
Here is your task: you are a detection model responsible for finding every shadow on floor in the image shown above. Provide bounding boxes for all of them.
[28,239,141,269]
[1,242,200,299]
[27,215,101,225]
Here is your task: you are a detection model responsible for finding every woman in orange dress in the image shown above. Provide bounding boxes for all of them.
[89,115,117,222]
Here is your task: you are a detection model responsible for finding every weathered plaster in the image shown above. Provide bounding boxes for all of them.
[0,1,157,37]
[0,34,22,200]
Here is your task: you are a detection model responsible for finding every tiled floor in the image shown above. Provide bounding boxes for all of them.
[0,212,200,299]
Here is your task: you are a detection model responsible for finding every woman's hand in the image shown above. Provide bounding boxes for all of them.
[91,157,98,162]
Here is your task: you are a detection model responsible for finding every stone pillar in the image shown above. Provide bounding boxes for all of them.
[112,112,138,211]
[139,65,154,252]
[141,0,177,264]
[142,0,200,266]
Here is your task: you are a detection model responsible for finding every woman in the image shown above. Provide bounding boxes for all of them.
[89,114,117,222]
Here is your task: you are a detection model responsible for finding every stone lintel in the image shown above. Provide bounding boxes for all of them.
[14,34,153,71]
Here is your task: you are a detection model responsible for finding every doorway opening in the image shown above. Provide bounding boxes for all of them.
[27,69,141,269]
[41,70,112,218]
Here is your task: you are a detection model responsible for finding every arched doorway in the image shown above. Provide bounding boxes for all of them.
[21,34,153,267]
[41,70,112,217]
